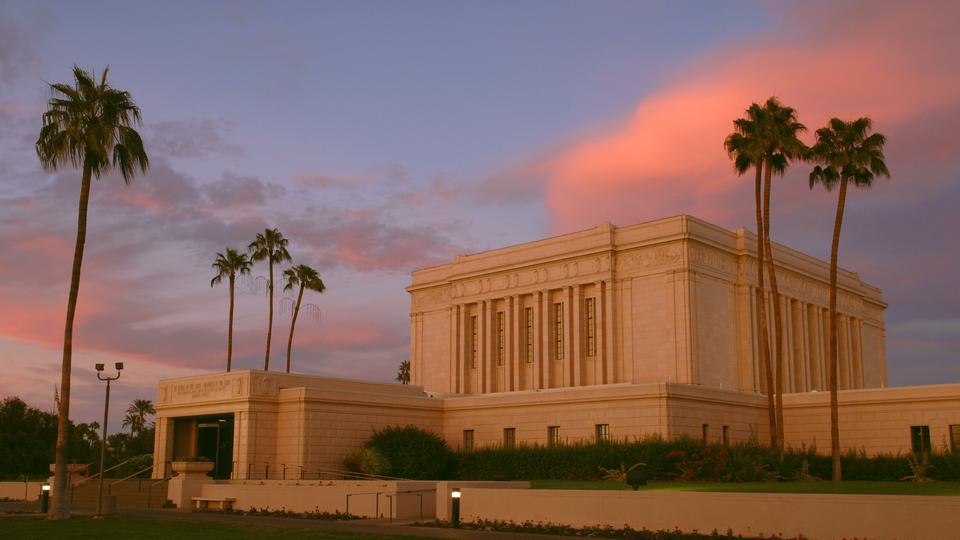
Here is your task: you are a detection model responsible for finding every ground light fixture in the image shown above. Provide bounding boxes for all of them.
[94,362,123,518]
[451,488,461,527]
[40,484,50,513]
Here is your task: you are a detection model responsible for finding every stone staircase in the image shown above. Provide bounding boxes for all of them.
[70,477,171,510]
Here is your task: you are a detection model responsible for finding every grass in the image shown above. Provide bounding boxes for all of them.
[0,515,422,540]
[531,479,960,496]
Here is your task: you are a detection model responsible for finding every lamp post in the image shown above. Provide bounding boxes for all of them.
[451,488,461,527]
[95,362,123,518]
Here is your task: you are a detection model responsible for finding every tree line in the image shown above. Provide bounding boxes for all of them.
[724,97,890,481]
[0,396,155,480]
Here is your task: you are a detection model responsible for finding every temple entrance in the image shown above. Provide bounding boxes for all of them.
[172,414,234,479]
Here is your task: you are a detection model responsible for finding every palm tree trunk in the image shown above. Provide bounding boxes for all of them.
[227,274,235,372]
[829,178,848,481]
[286,284,304,373]
[762,163,786,449]
[265,258,273,371]
[753,161,777,448]
[50,161,92,519]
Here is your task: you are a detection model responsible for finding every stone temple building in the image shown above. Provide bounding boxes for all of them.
[152,215,959,480]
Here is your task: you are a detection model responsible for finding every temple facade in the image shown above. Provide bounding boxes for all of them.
[407,215,887,397]
[152,216,958,481]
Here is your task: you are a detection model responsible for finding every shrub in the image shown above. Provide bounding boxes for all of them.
[342,448,390,477]
[454,436,960,482]
[365,426,456,480]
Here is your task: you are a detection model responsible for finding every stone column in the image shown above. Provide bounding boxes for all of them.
[837,314,849,389]
[534,291,544,389]
[563,287,580,388]
[456,304,466,394]
[542,290,553,388]
[572,285,583,387]
[511,295,521,391]
[603,279,615,384]
[152,417,174,479]
[593,281,604,385]
[852,317,864,389]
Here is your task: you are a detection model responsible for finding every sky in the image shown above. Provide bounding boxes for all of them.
[0,0,958,431]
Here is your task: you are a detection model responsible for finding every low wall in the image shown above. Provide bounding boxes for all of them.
[459,488,960,540]
[434,481,530,521]
[0,482,43,501]
[196,480,437,519]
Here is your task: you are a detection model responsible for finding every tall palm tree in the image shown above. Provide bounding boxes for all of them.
[758,97,807,449]
[282,264,326,373]
[211,248,252,371]
[724,103,777,448]
[123,399,155,433]
[809,117,889,481]
[121,412,141,434]
[249,228,292,371]
[35,66,149,519]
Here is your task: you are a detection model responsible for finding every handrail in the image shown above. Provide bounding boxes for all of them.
[110,464,154,487]
[75,457,138,487]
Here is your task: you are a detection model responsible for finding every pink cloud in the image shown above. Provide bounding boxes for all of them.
[541,0,960,233]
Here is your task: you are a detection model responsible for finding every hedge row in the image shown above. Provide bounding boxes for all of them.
[454,437,960,482]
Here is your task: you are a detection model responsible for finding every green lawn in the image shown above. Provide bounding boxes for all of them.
[531,479,960,496]
[0,515,421,540]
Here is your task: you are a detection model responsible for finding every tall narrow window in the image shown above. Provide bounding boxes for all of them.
[547,426,561,447]
[463,429,474,451]
[553,302,563,360]
[525,307,534,363]
[497,311,505,366]
[702,423,710,443]
[595,423,610,443]
[585,297,596,357]
[470,315,478,368]
[951,425,960,453]
[722,425,730,447]
[503,427,516,449]
[911,425,931,455]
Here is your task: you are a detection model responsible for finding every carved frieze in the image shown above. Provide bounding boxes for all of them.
[159,376,242,405]
[615,245,683,273]
[689,245,737,275]
[446,253,612,301]
[412,286,452,310]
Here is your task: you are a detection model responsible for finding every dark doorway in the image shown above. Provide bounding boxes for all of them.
[172,414,234,479]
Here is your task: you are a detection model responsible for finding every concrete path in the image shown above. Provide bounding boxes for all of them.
[125,508,556,539]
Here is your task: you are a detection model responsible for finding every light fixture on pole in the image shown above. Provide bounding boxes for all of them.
[94,362,123,518]
[451,488,461,527]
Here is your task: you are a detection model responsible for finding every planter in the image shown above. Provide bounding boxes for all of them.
[171,461,215,477]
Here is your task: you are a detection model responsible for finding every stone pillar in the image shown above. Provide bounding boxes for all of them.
[456,304,466,393]
[838,314,849,389]
[564,286,574,387]
[572,285,583,387]
[534,291,545,389]
[603,279,615,384]
[852,317,864,389]
[479,300,488,394]
[511,295,521,391]
[593,281,604,385]
[152,417,174,479]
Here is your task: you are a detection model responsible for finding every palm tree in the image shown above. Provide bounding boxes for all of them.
[758,97,807,448]
[35,66,149,519]
[121,412,141,434]
[211,248,252,371]
[249,228,292,371]
[396,360,411,384]
[724,103,777,448]
[809,117,889,481]
[123,399,155,433]
[282,264,326,373]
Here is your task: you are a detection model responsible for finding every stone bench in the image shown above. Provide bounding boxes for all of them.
[192,497,236,511]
